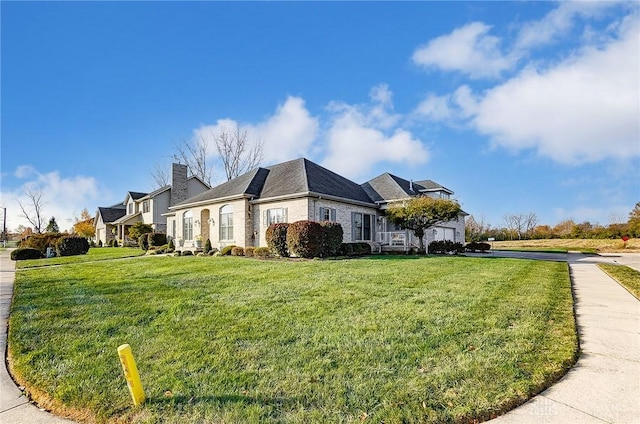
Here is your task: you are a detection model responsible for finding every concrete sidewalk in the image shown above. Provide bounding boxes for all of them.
[0,250,74,423]
[490,253,640,423]
[0,250,638,423]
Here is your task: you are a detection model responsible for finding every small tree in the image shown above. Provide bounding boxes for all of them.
[386,196,461,253]
[128,222,153,242]
[18,188,46,233]
[73,208,95,239]
[45,217,59,233]
[266,223,290,257]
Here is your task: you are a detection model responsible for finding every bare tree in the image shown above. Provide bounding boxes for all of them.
[18,188,46,234]
[504,212,538,240]
[215,125,264,181]
[151,163,170,188]
[173,137,213,186]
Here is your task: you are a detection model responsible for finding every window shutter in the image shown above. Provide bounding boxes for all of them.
[263,210,268,226]
[283,208,288,223]
[351,212,356,241]
[330,208,336,222]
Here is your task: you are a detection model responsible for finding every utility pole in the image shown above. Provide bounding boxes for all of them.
[2,207,6,246]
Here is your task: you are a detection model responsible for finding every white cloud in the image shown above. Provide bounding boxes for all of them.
[322,87,429,181]
[414,85,478,122]
[193,96,319,167]
[1,167,102,232]
[472,17,639,164]
[412,22,514,79]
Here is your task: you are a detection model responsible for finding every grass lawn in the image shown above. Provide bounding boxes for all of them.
[15,247,144,269]
[598,264,640,299]
[8,255,577,423]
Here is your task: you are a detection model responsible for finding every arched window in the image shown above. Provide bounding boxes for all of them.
[183,210,193,240]
[219,205,234,241]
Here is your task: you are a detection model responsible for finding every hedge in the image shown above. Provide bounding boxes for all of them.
[266,223,289,257]
[428,240,465,254]
[138,234,150,251]
[338,242,372,256]
[465,241,491,252]
[286,221,324,258]
[231,247,244,256]
[253,247,272,257]
[20,233,64,256]
[56,236,90,256]
[148,232,167,248]
[220,245,236,256]
[244,247,255,257]
[319,221,343,257]
[11,248,42,261]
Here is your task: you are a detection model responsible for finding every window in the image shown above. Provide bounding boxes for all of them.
[352,212,373,241]
[143,200,150,213]
[183,211,193,240]
[265,208,287,225]
[128,203,133,214]
[319,207,336,221]
[220,205,234,240]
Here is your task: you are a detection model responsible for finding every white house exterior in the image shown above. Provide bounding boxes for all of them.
[94,163,209,245]
[165,158,466,252]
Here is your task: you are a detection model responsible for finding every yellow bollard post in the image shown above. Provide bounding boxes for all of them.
[117,344,146,406]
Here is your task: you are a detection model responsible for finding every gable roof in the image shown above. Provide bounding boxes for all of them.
[127,191,148,202]
[362,173,453,203]
[97,206,126,224]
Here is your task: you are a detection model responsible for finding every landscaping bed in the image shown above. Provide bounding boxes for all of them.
[8,255,577,423]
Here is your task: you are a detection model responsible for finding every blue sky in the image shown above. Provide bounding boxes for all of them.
[1,1,639,232]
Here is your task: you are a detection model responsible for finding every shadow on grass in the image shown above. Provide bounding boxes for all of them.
[146,393,302,409]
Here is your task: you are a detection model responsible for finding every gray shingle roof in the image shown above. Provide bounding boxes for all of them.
[97,206,126,223]
[362,173,452,203]
[173,167,269,207]
[128,191,148,201]
[260,158,374,204]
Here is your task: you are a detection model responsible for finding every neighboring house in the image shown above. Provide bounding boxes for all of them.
[94,164,210,246]
[166,157,466,252]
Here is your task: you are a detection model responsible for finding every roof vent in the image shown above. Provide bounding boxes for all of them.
[409,179,414,192]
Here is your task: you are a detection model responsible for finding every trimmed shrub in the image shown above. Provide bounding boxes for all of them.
[204,238,212,254]
[429,240,465,255]
[138,234,150,251]
[253,247,272,257]
[168,239,175,252]
[148,232,167,248]
[56,236,90,257]
[128,222,153,243]
[465,241,491,252]
[266,223,289,257]
[338,242,372,256]
[220,245,236,256]
[286,220,324,258]
[21,232,64,256]
[244,246,255,257]
[11,248,42,261]
[182,250,193,256]
[231,246,244,256]
[319,221,343,257]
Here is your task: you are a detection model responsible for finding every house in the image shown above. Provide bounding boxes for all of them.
[94,164,210,245]
[166,158,466,252]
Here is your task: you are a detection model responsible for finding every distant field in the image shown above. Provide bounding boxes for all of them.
[491,238,639,253]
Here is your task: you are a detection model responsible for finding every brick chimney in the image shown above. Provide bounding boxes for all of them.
[170,163,188,206]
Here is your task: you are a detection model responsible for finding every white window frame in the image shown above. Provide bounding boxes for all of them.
[319,207,336,222]
[183,211,193,241]
[220,205,234,241]
[352,212,373,241]
[265,208,288,225]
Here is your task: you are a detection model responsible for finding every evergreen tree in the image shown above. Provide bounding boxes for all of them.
[45,217,59,233]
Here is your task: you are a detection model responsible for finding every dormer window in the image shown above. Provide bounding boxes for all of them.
[128,203,133,214]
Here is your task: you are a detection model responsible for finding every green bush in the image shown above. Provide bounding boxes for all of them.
[253,247,272,257]
[11,248,42,261]
[148,232,167,248]
[56,236,90,257]
[338,242,371,256]
[319,221,343,257]
[266,223,289,257]
[286,221,324,258]
[429,240,465,254]
[231,246,244,256]
[220,245,236,256]
[465,241,491,252]
[98,240,103,247]
[138,234,150,251]
[20,233,64,256]
[244,247,255,257]
[113,239,119,248]
[204,238,212,253]
[168,239,175,251]
[128,222,153,243]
